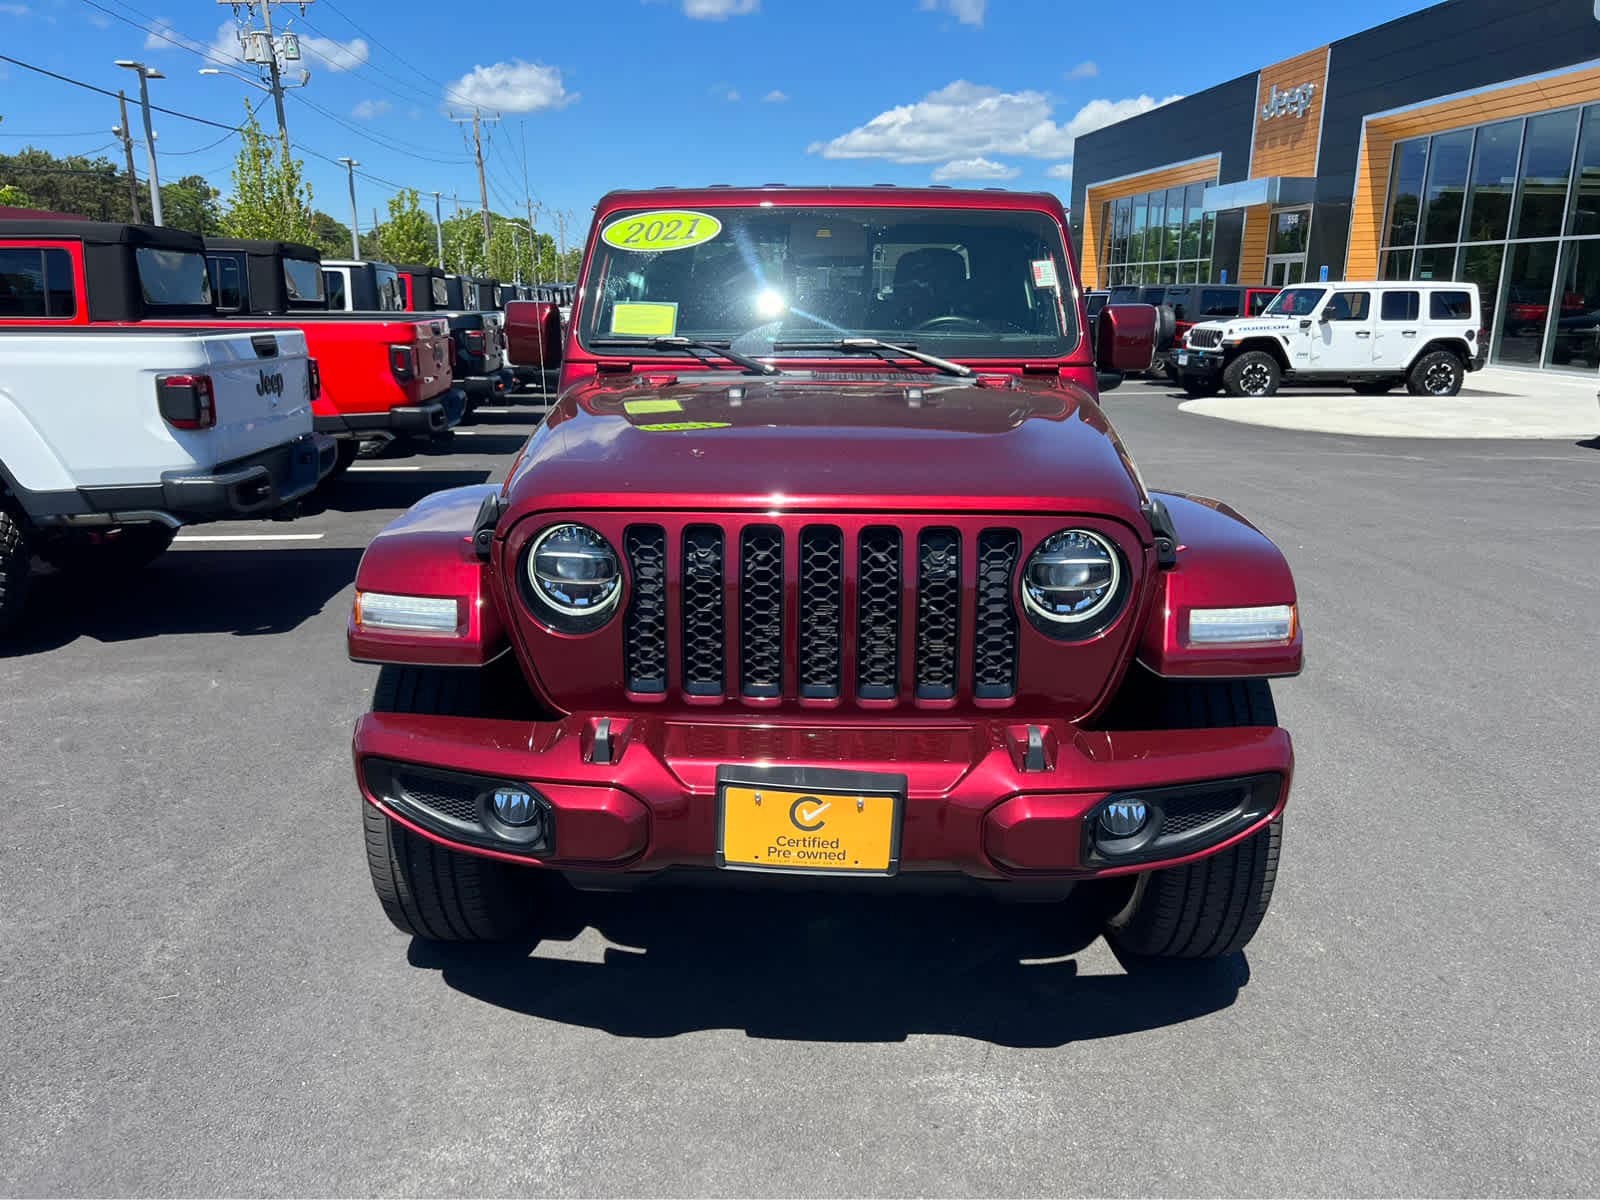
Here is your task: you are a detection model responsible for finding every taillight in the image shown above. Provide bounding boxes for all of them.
[308,358,322,401]
[389,344,416,383]
[157,373,215,430]
[464,329,486,353]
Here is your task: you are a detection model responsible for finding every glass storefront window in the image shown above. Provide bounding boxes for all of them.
[1164,187,1184,262]
[1512,108,1579,240]
[1182,183,1203,258]
[1271,208,1309,255]
[1386,138,1428,247]
[1495,241,1559,365]
[1422,129,1473,244]
[1381,249,1414,279]
[1099,180,1218,286]
[1180,260,1199,283]
[1414,246,1456,281]
[1568,106,1600,236]
[1145,194,1164,262]
[1457,243,1504,340]
[1464,119,1520,242]
[1545,237,1600,370]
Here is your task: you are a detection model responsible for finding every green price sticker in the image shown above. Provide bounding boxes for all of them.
[637,421,731,432]
[600,210,723,253]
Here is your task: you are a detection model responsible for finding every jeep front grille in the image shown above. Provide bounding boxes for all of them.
[621,520,1024,703]
[1187,327,1223,349]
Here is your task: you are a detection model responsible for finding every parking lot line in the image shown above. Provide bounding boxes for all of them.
[173,532,326,542]
[347,464,423,472]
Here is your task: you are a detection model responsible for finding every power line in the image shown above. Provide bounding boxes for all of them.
[317,0,481,112]
[79,0,241,70]
[286,92,473,166]
[0,54,243,132]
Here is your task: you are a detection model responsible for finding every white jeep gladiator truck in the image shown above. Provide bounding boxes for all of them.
[0,325,335,634]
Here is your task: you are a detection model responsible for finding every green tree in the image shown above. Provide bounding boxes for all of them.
[376,188,435,265]
[309,210,354,260]
[0,147,131,220]
[160,175,221,236]
[440,212,486,275]
[218,106,315,243]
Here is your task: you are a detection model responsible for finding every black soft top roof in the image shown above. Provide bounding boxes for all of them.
[0,219,203,251]
[397,263,444,278]
[203,236,320,262]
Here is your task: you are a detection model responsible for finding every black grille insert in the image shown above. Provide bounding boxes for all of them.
[973,530,1020,698]
[915,529,960,700]
[681,525,725,695]
[739,526,784,697]
[798,526,843,698]
[857,527,902,700]
[622,525,667,693]
[397,772,479,825]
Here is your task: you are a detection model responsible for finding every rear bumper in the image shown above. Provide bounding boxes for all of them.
[316,397,454,439]
[510,364,560,394]
[79,432,337,521]
[460,368,514,399]
[353,713,1292,883]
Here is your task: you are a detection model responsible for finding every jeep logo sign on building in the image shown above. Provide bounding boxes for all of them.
[1262,82,1317,120]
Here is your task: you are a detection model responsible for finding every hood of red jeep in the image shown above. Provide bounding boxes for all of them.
[500,372,1147,523]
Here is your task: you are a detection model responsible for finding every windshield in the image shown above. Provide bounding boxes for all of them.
[137,247,213,308]
[1263,287,1326,317]
[284,257,325,304]
[375,266,403,311]
[581,205,1079,359]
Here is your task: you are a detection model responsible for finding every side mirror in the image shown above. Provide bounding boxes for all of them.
[1096,303,1157,372]
[1299,318,1314,329]
[1317,311,1331,324]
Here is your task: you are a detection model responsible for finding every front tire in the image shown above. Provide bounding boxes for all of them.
[1223,350,1281,398]
[1407,349,1464,396]
[0,507,32,636]
[363,664,551,942]
[1103,679,1283,961]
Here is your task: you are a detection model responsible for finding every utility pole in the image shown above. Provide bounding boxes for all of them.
[113,91,142,224]
[371,207,380,258]
[337,157,359,257]
[431,190,444,269]
[210,0,313,150]
[556,209,570,264]
[449,107,499,260]
[114,61,164,226]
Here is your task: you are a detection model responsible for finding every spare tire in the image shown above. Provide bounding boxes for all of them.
[1153,304,1177,351]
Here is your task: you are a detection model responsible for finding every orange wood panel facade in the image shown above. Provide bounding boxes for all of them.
[1081,157,1221,288]
[1347,64,1600,279]
[1238,205,1272,285]
[1252,47,1330,179]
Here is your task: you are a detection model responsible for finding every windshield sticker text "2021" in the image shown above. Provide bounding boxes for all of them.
[600,210,723,253]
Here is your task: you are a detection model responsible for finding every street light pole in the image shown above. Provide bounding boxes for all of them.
[114,61,164,226]
[337,158,360,258]
[431,190,445,269]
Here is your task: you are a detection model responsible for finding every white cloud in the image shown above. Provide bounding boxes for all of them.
[297,33,369,72]
[443,60,577,112]
[1045,163,1072,181]
[931,156,1019,182]
[352,98,392,120]
[1066,60,1098,80]
[682,0,757,17]
[810,82,1181,167]
[762,89,788,103]
[0,3,32,15]
[919,0,985,26]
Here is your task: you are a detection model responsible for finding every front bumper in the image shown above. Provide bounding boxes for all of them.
[354,713,1292,882]
[1176,347,1225,380]
[460,368,513,400]
[81,432,338,520]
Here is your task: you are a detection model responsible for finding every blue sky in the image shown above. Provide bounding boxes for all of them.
[2,0,1429,239]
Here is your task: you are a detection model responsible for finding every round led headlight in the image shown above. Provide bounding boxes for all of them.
[1021,529,1125,638]
[523,523,621,631]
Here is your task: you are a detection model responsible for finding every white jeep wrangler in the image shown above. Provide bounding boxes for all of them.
[1177,281,1485,398]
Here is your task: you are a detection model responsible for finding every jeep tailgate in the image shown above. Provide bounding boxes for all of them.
[197,329,317,467]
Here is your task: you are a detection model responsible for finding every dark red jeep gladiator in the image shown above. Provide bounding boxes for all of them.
[203,239,464,470]
[348,186,1302,961]
[395,265,513,408]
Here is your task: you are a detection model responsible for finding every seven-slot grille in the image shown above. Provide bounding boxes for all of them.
[621,522,1023,703]
[1187,327,1223,349]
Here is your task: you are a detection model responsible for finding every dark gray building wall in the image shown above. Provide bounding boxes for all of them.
[1068,73,1258,252]
[1312,0,1600,278]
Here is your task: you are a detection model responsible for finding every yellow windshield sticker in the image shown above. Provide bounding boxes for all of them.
[637,421,731,432]
[601,210,723,253]
[623,398,683,415]
[610,301,678,337]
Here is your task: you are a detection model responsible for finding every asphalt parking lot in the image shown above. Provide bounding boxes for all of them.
[2,388,1597,1197]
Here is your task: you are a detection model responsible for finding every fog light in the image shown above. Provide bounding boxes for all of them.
[492,788,538,826]
[1099,799,1148,838]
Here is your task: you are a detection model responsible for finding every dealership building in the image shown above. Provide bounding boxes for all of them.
[1068,0,1600,373]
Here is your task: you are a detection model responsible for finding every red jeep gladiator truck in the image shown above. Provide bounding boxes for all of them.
[348,186,1302,962]
[202,239,464,471]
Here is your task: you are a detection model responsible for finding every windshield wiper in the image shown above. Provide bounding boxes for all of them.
[589,336,778,376]
[771,338,973,378]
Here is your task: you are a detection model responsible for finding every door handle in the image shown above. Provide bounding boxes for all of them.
[1355,331,1372,337]
[1401,330,1418,336]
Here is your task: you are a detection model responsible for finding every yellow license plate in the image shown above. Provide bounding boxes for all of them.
[718,783,901,875]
